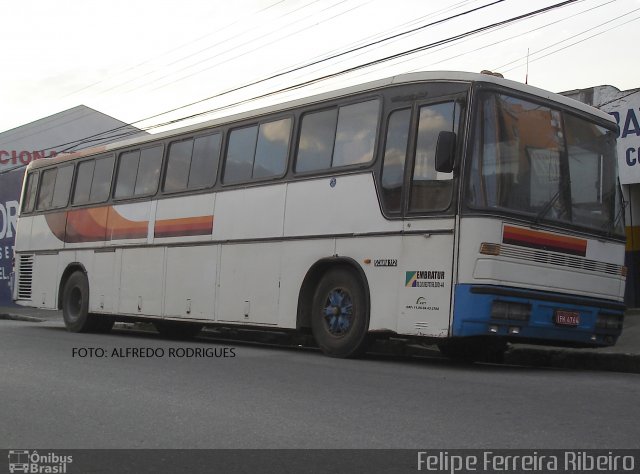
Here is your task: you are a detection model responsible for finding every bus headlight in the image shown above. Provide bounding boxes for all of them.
[596,313,623,330]
[491,301,531,321]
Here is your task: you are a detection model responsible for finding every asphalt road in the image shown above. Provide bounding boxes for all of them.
[1,318,639,450]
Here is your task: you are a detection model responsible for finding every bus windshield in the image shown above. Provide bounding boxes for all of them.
[466,92,623,237]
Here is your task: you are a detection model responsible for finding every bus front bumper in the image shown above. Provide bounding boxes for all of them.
[451,284,625,347]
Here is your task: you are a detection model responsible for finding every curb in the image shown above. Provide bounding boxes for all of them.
[506,347,640,374]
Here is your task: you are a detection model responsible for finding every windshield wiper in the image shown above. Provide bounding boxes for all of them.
[602,187,627,237]
[534,179,571,225]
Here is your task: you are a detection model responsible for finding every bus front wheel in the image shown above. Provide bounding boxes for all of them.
[311,266,370,358]
[62,271,113,333]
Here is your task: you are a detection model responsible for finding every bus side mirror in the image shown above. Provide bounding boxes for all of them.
[435,131,457,174]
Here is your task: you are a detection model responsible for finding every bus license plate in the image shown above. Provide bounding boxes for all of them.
[554,310,580,326]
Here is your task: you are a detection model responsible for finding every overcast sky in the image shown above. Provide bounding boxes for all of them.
[2,0,639,137]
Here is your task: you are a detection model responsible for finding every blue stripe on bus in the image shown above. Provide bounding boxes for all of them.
[451,284,624,346]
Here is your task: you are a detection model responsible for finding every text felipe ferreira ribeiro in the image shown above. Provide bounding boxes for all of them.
[417,451,636,473]
[72,347,236,358]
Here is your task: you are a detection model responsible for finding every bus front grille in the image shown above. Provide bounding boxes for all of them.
[498,244,622,276]
[18,255,34,300]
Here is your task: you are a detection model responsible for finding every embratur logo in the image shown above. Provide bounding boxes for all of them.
[405,271,446,288]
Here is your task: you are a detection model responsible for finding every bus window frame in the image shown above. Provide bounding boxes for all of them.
[161,130,223,196]
[71,154,116,207]
[35,166,59,211]
[21,170,40,214]
[220,113,294,187]
[292,95,382,177]
[378,106,412,217]
[50,163,75,209]
[403,97,466,217]
[113,144,165,202]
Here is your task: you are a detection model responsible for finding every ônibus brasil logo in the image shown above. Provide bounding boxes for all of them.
[8,450,73,473]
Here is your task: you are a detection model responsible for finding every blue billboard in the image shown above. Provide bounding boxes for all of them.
[0,168,24,306]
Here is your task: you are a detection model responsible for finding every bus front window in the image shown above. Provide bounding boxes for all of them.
[466,92,623,237]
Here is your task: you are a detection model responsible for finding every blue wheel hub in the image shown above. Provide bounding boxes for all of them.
[323,288,353,336]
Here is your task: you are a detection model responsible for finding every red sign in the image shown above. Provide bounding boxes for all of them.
[0,150,58,168]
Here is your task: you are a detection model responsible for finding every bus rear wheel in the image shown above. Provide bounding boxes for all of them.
[311,266,370,358]
[62,271,113,333]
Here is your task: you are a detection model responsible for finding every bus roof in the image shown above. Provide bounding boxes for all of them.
[29,70,615,170]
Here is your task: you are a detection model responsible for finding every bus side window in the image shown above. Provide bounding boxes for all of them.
[295,99,380,173]
[189,133,221,188]
[115,146,162,198]
[224,118,291,183]
[165,139,194,192]
[224,125,258,184]
[253,118,291,179]
[134,146,163,196]
[73,160,96,204]
[380,109,411,213]
[89,156,115,202]
[36,168,57,210]
[51,165,74,208]
[22,172,39,213]
[332,99,379,167]
[296,108,337,173]
[73,155,115,204]
[409,102,460,213]
[165,133,222,192]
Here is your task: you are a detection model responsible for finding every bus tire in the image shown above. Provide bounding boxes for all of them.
[154,321,202,339]
[62,271,102,333]
[311,266,370,358]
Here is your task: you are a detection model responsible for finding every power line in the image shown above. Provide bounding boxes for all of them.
[400,0,611,72]
[50,1,508,153]
[57,0,288,101]
[102,0,336,97]
[144,0,487,94]
[51,1,580,154]
[496,5,640,73]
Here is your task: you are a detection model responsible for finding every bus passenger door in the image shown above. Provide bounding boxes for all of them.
[381,100,462,337]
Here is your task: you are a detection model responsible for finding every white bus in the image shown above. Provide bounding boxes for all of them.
[12,71,626,359]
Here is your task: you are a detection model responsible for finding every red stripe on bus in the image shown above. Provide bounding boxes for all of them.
[503,225,587,257]
[154,216,214,238]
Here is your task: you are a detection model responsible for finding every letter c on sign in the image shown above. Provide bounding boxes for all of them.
[626,147,637,166]
[0,151,9,165]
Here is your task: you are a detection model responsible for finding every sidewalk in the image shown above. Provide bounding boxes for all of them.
[1,305,639,373]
